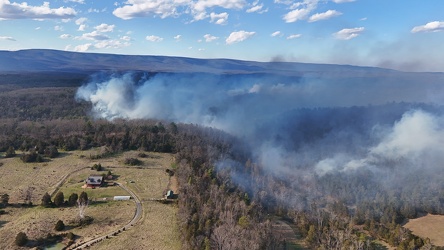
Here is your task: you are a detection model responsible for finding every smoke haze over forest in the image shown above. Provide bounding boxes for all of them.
[75,67,444,208]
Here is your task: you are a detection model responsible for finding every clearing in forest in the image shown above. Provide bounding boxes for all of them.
[404,214,444,247]
[0,149,180,250]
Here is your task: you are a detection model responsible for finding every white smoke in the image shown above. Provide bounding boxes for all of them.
[315,110,444,176]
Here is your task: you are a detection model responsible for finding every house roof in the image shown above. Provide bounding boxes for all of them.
[86,175,103,185]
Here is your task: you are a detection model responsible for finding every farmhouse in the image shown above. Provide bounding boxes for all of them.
[86,175,103,188]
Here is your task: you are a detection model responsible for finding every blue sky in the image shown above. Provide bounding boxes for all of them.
[0,0,443,71]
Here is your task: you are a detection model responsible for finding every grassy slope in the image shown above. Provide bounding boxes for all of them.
[404,214,444,247]
[0,150,180,249]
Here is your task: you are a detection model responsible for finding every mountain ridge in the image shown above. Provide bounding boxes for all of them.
[0,49,401,75]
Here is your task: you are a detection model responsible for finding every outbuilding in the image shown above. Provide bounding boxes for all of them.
[113,196,131,201]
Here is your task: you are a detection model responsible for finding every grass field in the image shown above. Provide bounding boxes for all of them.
[0,149,180,249]
[404,214,444,247]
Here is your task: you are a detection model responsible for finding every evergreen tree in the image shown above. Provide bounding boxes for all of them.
[41,192,52,207]
[54,192,64,207]
[54,220,65,231]
[68,193,78,206]
[15,232,28,246]
[79,191,88,205]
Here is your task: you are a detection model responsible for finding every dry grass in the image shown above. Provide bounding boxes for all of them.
[404,214,444,246]
[92,201,181,250]
[0,150,180,250]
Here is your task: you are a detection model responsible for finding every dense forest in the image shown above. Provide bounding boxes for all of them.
[1,73,444,249]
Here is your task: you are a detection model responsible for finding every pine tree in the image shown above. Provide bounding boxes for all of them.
[68,193,78,206]
[54,192,64,207]
[54,220,65,231]
[41,192,52,207]
[15,232,28,246]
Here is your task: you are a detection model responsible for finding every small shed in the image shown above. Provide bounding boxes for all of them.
[86,175,103,188]
[166,190,174,199]
[113,196,131,201]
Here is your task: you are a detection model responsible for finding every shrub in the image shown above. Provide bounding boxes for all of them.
[91,163,102,171]
[55,220,65,231]
[66,232,75,240]
[15,232,28,246]
[20,150,44,163]
[54,192,65,207]
[44,145,59,158]
[68,193,78,206]
[5,146,16,158]
[124,158,142,166]
[41,192,52,207]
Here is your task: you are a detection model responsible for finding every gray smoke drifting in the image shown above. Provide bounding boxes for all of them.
[76,69,444,209]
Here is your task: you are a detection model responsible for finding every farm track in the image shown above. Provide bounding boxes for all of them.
[67,182,143,250]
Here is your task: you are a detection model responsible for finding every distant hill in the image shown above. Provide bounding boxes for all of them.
[0,49,397,76]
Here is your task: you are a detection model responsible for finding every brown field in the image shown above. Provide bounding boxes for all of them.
[0,149,180,250]
[404,214,444,246]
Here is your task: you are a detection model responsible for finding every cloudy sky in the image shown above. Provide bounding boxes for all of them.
[0,0,443,71]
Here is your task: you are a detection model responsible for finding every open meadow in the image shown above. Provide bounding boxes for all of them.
[0,149,180,249]
[404,214,444,247]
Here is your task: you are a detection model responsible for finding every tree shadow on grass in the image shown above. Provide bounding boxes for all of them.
[0,220,8,228]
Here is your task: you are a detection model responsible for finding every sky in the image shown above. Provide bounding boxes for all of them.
[0,0,444,72]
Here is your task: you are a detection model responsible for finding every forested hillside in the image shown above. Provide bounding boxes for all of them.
[1,72,444,249]
[0,73,280,249]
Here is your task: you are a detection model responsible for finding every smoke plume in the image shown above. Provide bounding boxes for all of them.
[76,68,444,209]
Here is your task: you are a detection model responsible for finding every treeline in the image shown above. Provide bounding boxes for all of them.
[0,119,176,154]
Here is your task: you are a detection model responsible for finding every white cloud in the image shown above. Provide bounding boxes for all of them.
[59,34,72,39]
[333,27,364,40]
[226,30,255,45]
[95,40,130,49]
[174,34,182,41]
[95,23,115,33]
[246,3,267,13]
[204,34,218,42]
[0,36,16,41]
[287,34,302,39]
[283,8,311,23]
[113,0,246,22]
[78,24,87,31]
[73,43,93,52]
[411,21,444,33]
[54,25,64,31]
[88,8,98,13]
[332,0,355,3]
[210,12,228,25]
[193,0,246,13]
[75,17,87,31]
[0,1,76,20]
[121,36,131,41]
[76,31,110,41]
[308,9,341,22]
[271,31,281,37]
[113,0,187,20]
[146,35,163,42]
[75,17,87,25]
[66,0,85,3]
[35,27,41,30]
[282,0,318,23]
